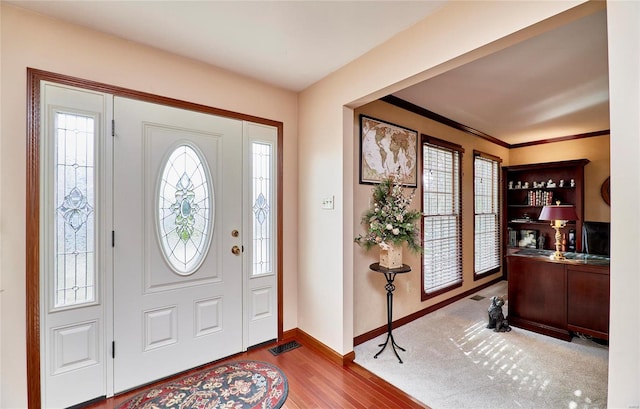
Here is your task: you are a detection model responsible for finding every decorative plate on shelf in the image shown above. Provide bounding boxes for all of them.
[601,177,610,206]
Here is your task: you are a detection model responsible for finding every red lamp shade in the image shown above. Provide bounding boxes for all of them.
[539,204,579,221]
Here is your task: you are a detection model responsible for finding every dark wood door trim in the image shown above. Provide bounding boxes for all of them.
[26,67,43,409]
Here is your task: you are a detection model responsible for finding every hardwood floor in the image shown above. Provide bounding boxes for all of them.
[81,338,427,409]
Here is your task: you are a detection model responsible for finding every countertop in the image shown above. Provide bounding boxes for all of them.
[508,248,610,267]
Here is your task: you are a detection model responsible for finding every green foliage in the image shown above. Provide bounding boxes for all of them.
[354,176,423,253]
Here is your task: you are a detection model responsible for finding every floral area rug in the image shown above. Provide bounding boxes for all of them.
[117,360,288,409]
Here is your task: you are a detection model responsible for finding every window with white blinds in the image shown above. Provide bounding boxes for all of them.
[474,152,501,277]
[422,137,463,297]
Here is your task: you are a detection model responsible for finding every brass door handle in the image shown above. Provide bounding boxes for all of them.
[231,245,241,255]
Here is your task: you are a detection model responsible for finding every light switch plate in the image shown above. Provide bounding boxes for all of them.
[321,196,334,210]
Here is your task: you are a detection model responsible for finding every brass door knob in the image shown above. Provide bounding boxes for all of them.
[231,245,241,255]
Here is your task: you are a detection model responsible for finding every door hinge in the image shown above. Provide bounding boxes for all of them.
[112,341,115,359]
[112,230,115,247]
[111,119,115,137]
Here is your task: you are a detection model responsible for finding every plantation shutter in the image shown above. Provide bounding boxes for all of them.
[474,151,501,276]
[422,136,463,296]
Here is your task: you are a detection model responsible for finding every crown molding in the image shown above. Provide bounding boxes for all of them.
[381,95,609,149]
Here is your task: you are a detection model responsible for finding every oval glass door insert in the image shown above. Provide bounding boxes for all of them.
[157,144,213,275]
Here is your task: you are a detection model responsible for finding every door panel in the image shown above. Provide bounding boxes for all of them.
[243,123,278,347]
[40,82,110,409]
[113,98,243,392]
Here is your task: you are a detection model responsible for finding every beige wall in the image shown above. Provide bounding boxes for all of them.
[2,0,639,407]
[300,0,638,406]
[509,135,610,222]
[353,100,509,337]
[299,0,588,356]
[352,109,610,337]
[0,5,298,407]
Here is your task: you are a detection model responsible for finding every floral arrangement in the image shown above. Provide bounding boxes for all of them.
[355,175,422,253]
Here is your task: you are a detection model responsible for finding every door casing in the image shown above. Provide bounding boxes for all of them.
[25,68,284,408]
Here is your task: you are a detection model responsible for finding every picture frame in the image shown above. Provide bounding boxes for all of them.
[518,229,538,248]
[359,115,418,187]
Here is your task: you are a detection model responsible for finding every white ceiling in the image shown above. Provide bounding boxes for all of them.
[7,0,446,91]
[393,8,610,145]
[7,1,610,145]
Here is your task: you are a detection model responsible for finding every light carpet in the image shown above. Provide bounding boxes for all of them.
[354,281,608,409]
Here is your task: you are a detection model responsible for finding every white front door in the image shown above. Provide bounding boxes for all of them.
[39,83,279,407]
[112,97,243,392]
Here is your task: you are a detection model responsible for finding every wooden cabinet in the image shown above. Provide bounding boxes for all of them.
[502,159,589,255]
[567,265,610,339]
[507,255,570,340]
[507,250,609,341]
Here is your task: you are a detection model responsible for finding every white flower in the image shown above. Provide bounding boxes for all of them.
[355,174,422,253]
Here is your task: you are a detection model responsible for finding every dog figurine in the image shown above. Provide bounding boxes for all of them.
[486,296,511,332]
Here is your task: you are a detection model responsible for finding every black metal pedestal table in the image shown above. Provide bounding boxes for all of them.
[369,262,411,363]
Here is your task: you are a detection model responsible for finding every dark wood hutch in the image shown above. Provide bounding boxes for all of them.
[502,159,589,261]
[502,159,610,342]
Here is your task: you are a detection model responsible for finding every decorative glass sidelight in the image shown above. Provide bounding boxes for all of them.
[54,112,96,307]
[251,142,273,276]
[157,144,213,274]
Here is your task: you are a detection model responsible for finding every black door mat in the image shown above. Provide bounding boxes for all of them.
[269,340,302,356]
[470,295,486,301]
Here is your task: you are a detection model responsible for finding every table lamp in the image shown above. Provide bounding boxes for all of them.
[539,201,578,260]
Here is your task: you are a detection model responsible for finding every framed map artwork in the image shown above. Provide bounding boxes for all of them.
[359,115,418,187]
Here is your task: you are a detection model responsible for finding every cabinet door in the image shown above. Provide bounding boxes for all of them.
[507,257,568,339]
[567,266,610,339]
